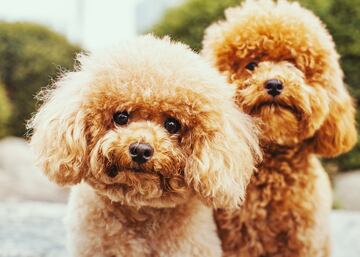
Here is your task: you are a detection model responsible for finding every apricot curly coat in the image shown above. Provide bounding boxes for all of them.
[28,35,261,257]
[202,1,357,256]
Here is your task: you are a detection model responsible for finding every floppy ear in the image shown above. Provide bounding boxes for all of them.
[185,108,261,209]
[28,72,88,186]
[310,56,357,157]
[312,90,357,157]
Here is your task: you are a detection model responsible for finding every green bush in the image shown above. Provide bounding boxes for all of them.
[152,0,360,171]
[152,0,240,51]
[0,82,12,138]
[0,22,81,137]
[299,0,360,99]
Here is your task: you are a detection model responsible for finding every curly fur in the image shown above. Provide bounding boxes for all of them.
[202,0,357,256]
[28,35,261,257]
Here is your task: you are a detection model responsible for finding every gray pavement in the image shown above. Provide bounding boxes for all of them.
[0,202,359,257]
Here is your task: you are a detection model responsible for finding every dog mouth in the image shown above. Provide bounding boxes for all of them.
[101,163,186,195]
[105,163,150,178]
[250,100,301,119]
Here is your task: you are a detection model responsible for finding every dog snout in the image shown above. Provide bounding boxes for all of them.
[264,79,283,97]
[129,143,154,164]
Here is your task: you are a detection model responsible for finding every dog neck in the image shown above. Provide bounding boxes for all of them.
[261,142,311,169]
[263,143,304,156]
[98,192,202,226]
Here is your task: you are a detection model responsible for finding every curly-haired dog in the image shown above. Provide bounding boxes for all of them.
[202,0,357,256]
[28,35,261,257]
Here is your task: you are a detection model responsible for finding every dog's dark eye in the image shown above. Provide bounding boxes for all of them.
[245,62,258,71]
[164,117,181,134]
[113,111,129,125]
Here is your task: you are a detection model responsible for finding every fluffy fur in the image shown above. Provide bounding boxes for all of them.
[28,35,261,257]
[202,0,357,256]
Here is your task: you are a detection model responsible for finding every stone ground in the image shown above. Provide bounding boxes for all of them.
[1,137,360,210]
[334,171,360,211]
[0,202,359,257]
[0,202,66,257]
[0,137,69,203]
[1,137,360,256]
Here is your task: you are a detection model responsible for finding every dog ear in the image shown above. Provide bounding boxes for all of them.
[185,108,261,209]
[311,79,357,157]
[28,72,88,186]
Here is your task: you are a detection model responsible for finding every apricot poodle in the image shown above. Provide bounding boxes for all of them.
[28,35,261,257]
[202,0,357,256]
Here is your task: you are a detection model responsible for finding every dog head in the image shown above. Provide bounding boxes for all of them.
[29,35,261,208]
[202,0,357,156]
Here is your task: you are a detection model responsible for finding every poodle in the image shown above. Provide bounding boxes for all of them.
[202,0,357,256]
[28,35,261,257]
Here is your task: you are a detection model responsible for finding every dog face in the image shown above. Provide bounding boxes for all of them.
[202,0,357,155]
[29,35,261,208]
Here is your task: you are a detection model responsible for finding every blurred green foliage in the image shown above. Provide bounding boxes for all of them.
[152,0,240,51]
[0,22,80,137]
[152,0,360,171]
[0,82,12,138]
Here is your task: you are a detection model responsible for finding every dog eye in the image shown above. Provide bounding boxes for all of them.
[164,117,181,134]
[113,111,129,125]
[245,62,258,71]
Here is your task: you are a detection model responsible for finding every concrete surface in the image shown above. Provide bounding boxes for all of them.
[0,137,359,256]
[0,202,359,257]
[1,136,360,211]
[0,202,66,257]
[334,170,360,211]
[0,137,69,203]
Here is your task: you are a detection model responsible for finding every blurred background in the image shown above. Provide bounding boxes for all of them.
[0,0,359,256]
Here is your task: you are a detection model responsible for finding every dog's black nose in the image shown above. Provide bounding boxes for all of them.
[129,143,154,164]
[264,79,283,97]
